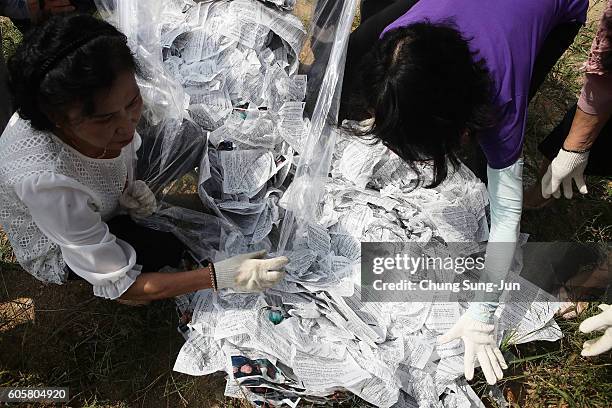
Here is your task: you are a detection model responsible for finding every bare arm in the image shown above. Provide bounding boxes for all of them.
[563,106,611,152]
[566,73,612,151]
[119,267,214,301]
[119,250,290,301]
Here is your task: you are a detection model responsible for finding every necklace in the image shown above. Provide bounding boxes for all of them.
[54,126,110,159]
[95,147,109,159]
[66,134,108,159]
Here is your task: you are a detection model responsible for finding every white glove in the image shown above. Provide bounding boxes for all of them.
[579,304,612,357]
[541,149,589,199]
[215,250,288,292]
[438,314,508,385]
[119,180,157,218]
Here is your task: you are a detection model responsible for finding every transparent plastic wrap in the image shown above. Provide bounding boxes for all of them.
[135,117,207,196]
[134,204,245,262]
[93,0,357,261]
[94,0,188,124]
[277,0,357,253]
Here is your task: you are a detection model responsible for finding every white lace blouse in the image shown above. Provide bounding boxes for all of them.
[0,114,143,299]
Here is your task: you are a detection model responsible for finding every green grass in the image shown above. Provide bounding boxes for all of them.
[472,304,612,407]
[521,2,612,243]
[1,3,611,407]
[0,16,21,61]
[473,5,612,404]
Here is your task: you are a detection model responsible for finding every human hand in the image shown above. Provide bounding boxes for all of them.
[214,250,288,292]
[541,149,589,199]
[438,314,508,385]
[119,180,157,218]
[556,301,588,320]
[579,304,612,357]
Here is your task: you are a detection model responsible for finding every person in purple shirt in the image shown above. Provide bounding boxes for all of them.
[340,0,588,386]
[381,0,587,170]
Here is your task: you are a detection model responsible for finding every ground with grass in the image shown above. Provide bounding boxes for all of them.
[1,2,611,407]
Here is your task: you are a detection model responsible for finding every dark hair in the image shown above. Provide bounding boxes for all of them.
[8,14,138,131]
[359,22,494,187]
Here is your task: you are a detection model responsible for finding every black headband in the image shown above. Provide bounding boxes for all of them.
[37,30,116,83]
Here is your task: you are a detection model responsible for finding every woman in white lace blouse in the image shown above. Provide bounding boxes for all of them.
[0,14,288,302]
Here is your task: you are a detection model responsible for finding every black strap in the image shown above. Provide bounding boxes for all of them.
[561,146,590,154]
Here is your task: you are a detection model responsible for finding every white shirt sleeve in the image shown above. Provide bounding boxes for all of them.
[487,158,523,244]
[486,158,524,279]
[466,159,524,322]
[14,172,142,299]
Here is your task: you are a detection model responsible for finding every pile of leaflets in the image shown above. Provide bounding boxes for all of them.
[102,1,564,405]
[174,134,563,407]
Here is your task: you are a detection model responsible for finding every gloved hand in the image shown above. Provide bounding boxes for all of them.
[438,314,508,385]
[215,250,288,292]
[579,304,612,357]
[541,149,589,199]
[119,180,157,218]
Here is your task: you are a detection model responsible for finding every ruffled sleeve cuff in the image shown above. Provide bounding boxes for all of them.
[92,264,143,300]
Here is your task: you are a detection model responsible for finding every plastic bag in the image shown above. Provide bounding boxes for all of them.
[94,0,188,124]
[277,0,358,252]
[93,0,356,260]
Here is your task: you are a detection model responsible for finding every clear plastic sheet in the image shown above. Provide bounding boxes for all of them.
[93,0,356,258]
[135,204,245,262]
[277,0,357,253]
[94,0,188,124]
[135,117,207,196]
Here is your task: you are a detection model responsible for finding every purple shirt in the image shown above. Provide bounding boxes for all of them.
[383,0,587,169]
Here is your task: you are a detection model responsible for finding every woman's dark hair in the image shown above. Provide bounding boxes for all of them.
[359,22,495,187]
[8,14,138,131]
